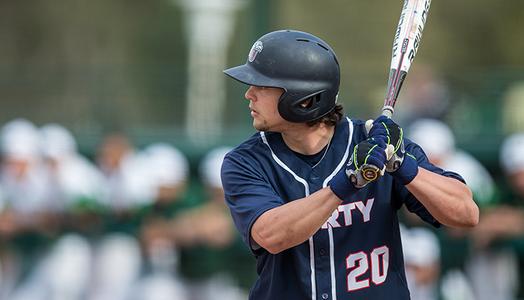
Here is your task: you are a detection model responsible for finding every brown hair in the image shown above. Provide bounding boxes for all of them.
[306,104,344,127]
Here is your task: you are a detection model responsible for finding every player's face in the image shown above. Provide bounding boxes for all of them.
[245,86,286,131]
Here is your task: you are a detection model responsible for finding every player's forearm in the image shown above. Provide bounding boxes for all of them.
[406,167,479,228]
[251,187,342,254]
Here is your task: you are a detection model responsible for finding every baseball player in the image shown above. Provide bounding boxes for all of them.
[221,29,478,300]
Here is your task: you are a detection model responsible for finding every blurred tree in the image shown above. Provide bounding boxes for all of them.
[0,0,186,131]
[0,0,522,158]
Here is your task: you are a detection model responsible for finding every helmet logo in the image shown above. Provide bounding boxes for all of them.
[248,41,263,62]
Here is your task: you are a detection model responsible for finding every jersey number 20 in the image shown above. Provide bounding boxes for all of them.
[346,246,389,292]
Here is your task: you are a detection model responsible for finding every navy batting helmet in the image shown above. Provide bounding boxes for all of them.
[224,30,340,123]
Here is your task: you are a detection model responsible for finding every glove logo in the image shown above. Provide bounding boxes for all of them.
[248,41,263,62]
[362,167,379,181]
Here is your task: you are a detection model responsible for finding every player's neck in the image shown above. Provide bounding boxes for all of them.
[281,123,335,155]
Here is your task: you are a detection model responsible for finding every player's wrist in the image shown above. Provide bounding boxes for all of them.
[329,169,361,201]
[390,152,418,185]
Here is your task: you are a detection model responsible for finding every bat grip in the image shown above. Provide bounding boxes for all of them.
[365,106,394,135]
[381,106,394,118]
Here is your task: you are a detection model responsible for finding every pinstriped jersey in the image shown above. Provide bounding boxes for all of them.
[221,117,464,300]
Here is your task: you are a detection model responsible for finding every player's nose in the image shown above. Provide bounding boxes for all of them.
[244,86,256,102]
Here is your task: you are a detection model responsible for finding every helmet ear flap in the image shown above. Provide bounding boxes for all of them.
[278,90,331,122]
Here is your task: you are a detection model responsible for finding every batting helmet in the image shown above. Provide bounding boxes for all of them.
[224,30,340,123]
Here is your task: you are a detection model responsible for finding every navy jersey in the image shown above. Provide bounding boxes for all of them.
[221,117,464,300]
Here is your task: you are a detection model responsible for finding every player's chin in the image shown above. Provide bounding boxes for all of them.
[253,120,269,132]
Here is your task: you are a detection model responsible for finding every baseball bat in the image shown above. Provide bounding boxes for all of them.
[360,0,432,183]
[382,0,432,118]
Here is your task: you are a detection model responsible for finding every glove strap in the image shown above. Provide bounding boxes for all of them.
[329,170,361,201]
[392,153,419,185]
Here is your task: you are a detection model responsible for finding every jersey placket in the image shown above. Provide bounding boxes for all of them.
[311,171,337,300]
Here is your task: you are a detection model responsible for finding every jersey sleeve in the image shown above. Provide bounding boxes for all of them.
[392,139,466,227]
[221,152,284,251]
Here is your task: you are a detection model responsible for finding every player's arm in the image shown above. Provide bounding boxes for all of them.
[224,139,387,255]
[253,138,390,254]
[405,167,478,227]
[252,139,388,254]
[251,187,342,254]
[369,116,479,228]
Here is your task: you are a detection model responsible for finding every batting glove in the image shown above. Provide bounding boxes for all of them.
[367,116,418,185]
[330,137,388,201]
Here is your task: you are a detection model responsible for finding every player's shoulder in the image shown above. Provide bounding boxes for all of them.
[225,132,269,161]
[350,118,366,127]
[347,118,368,141]
[350,118,366,131]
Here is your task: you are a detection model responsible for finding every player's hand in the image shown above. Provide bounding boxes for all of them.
[346,138,388,188]
[367,116,418,185]
[366,115,404,172]
[330,138,388,201]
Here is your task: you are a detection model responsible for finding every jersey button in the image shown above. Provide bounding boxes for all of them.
[319,248,326,256]
[321,293,329,299]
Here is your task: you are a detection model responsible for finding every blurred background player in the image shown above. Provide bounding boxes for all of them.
[0,119,50,220]
[88,137,186,300]
[134,142,190,300]
[40,123,107,213]
[0,119,52,298]
[468,133,524,300]
[8,122,105,300]
[171,146,253,300]
[400,225,441,300]
[407,118,496,207]
[407,118,517,300]
[96,132,152,210]
[93,132,150,300]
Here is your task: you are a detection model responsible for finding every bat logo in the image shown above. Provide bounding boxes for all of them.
[248,41,264,62]
[382,0,432,117]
